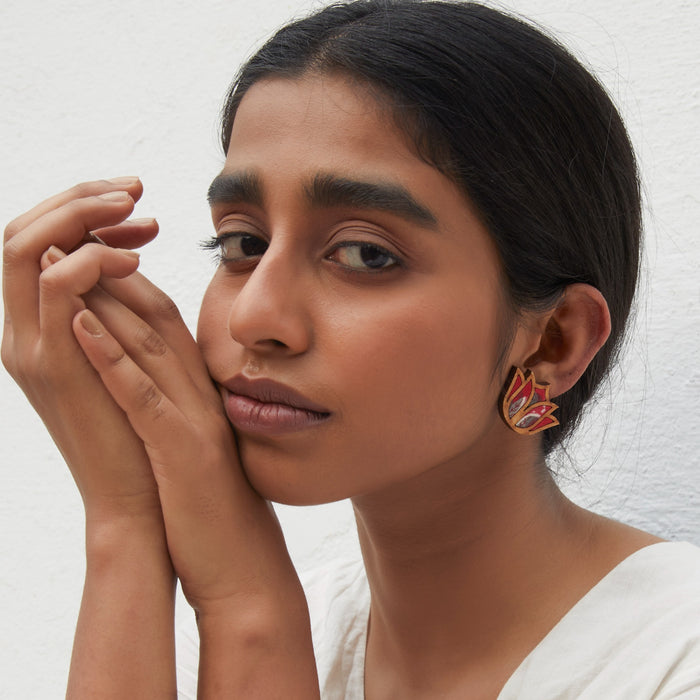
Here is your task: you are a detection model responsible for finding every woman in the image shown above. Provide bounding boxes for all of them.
[3,1,700,697]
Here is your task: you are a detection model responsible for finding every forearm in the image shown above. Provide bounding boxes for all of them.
[196,586,320,699]
[67,512,176,699]
[2,179,180,697]
[58,237,321,696]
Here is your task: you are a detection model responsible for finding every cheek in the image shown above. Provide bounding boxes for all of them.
[327,286,504,468]
[196,269,509,504]
[196,278,233,365]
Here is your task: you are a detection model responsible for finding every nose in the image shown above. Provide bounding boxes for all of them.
[227,244,312,355]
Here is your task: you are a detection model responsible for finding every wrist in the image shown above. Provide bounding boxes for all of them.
[195,578,311,637]
[196,589,319,698]
[69,502,177,699]
[84,503,173,578]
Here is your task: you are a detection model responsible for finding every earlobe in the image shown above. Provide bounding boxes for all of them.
[523,284,611,398]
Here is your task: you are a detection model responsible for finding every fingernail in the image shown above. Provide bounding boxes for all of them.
[127,217,157,225]
[45,245,66,264]
[79,310,104,337]
[107,176,139,185]
[98,190,130,202]
[82,232,107,246]
[117,248,140,260]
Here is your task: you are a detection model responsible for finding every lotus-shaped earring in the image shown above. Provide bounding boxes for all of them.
[500,367,559,435]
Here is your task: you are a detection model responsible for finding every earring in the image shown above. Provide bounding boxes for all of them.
[500,367,559,435]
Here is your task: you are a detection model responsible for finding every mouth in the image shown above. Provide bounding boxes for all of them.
[220,375,331,435]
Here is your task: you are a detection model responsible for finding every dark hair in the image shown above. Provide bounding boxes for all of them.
[219,0,642,455]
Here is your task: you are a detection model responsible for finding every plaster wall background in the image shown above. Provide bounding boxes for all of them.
[1,0,698,695]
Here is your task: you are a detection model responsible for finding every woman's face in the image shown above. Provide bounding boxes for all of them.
[197,74,527,505]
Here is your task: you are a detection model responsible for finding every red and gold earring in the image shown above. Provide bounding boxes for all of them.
[500,367,559,435]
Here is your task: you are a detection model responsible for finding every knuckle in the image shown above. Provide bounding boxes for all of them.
[2,333,82,392]
[134,324,168,357]
[3,339,29,382]
[1,329,22,379]
[82,241,104,256]
[103,339,128,367]
[4,218,22,243]
[61,197,87,219]
[2,236,25,268]
[38,264,69,294]
[149,289,182,323]
[1,336,16,375]
[135,377,167,418]
[25,345,74,392]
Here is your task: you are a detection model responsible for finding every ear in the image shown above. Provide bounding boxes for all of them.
[522,284,611,398]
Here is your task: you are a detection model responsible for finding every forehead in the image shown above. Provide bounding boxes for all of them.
[221,75,477,223]
[226,74,414,168]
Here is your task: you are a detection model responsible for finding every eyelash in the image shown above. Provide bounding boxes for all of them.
[200,232,402,273]
[200,232,267,265]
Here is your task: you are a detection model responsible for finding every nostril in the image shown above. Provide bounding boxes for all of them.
[255,338,289,350]
[241,337,291,352]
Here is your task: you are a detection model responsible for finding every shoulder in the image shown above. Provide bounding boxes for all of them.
[301,556,370,700]
[501,542,700,699]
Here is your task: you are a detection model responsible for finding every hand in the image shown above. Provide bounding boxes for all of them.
[2,178,162,517]
[72,275,319,696]
[72,297,299,610]
[3,178,183,697]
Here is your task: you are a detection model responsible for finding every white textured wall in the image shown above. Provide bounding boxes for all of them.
[1,0,698,696]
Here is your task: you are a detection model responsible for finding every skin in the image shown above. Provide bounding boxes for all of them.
[198,74,661,697]
[2,72,661,699]
[199,75,529,506]
[2,182,178,697]
[3,181,317,698]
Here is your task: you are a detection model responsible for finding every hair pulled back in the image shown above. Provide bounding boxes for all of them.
[219,0,642,455]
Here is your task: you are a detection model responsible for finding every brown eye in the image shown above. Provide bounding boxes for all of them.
[217,233,268,262]
[330,242,399,271]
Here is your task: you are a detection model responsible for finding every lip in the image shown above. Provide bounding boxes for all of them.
[220,375,331,435]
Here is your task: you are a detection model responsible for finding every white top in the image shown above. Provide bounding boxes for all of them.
[176,541,700,699]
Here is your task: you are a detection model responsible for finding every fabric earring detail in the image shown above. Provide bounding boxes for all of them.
[500,367,559,435]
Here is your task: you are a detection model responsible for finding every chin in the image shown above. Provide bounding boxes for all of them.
[238,442,347,507]
[248,475,345,508]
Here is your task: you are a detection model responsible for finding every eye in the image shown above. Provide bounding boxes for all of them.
[328,242,400,272]
[202,233,268,264]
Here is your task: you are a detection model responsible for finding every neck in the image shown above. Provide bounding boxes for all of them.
[352,438,599,696]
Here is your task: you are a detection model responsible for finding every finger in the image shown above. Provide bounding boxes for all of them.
[91,217,159,249]
[7,191,136,261]
[37,225,211,400]
[84,289,218,407]
[73,309,253,584]
[3,190,136,337]
[74,304,216,422]
[39,244,140,350]
[87,272,214,399]
[74,307,175,441]
[3,177,143,243]
[69,218,159,253]
[73,309,211,455]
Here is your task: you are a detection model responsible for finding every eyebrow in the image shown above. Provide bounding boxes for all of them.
[207,171,263,207]
[207,170,438,228]
[306,173,438,227]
